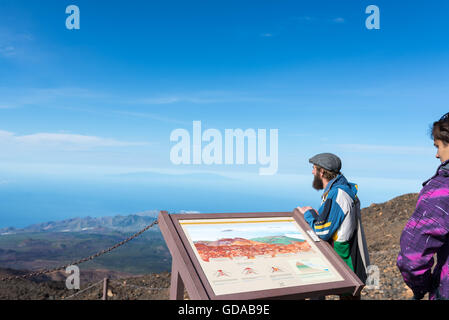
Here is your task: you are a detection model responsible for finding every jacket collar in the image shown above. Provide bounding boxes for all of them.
[442,159,449,171]
[322,174,343,200]
[422,159,449,186]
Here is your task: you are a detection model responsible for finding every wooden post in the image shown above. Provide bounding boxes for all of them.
[170,260,185,300]
[102,277,109,300]
[158,211,209,300]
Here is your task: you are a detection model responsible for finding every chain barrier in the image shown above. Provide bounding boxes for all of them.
[61,279,104,300]
[0,220,159,282]
[61,278,169,300]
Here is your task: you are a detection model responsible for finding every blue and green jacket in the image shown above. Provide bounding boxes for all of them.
[304,174,370,283]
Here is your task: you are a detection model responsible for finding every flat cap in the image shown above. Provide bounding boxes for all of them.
[309,153,342,173]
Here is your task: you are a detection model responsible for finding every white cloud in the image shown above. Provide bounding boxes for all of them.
[293,16,314,23]
[0,28,37,61]
[131,91,272,105]
[113,110,189,125]
[132,95,223,105]
[291,16,345,24]
[286,133,311,138]
[0,130,15,138]
[136,97,181,104]
[0,130,148,150]
[332,17,345,24]
[0,45,16,57]
[0,86,109,111]
[335,143,434,155]
[134,96,224,105]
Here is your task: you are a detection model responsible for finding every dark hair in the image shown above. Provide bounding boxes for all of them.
[431,112,449,145]
[315,165,339,181]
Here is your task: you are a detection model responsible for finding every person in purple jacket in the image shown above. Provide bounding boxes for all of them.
[397,112,449,300]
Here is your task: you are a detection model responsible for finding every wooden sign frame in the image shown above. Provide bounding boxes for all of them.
[158,210,364,300]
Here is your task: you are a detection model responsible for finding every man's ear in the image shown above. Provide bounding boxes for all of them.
[318,169,324,178]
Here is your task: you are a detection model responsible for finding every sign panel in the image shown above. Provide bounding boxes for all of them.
[158,211,364,300]
[179,217,343,296]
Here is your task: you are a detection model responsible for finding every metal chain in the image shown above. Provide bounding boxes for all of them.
[61,279,104,300]
[0,220,159,282]
[62,278,169,300]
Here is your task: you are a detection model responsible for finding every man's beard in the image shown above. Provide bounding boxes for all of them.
[312,173,324,191]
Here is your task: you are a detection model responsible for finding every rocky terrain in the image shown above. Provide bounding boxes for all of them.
[0,268,172,300]
[0,193,422,300]
[357,193,419,300]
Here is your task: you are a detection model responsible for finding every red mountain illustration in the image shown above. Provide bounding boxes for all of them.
[194,237,311,262]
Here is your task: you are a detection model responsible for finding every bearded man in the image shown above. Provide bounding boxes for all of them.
[297,153,370,297]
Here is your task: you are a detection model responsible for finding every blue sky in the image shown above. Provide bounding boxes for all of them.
[0,0,448,227]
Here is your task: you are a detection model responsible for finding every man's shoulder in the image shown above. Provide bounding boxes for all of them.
[326,187,357,215]
[328,185,354,200]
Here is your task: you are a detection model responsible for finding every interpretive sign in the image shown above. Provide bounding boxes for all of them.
[158,211,364,300]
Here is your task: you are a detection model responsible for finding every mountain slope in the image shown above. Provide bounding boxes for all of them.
[360,192,419,299]
[0,193,424,300]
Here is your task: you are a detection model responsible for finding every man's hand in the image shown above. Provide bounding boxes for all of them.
[296,206,315,215]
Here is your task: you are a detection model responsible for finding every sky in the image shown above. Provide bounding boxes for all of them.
[0,0,448,228]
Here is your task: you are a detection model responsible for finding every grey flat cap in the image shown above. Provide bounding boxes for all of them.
[309,153,342,173]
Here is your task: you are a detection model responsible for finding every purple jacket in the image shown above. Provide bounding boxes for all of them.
[397,159,449,300]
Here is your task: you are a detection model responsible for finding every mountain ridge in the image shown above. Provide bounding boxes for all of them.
[0,210,162,235]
